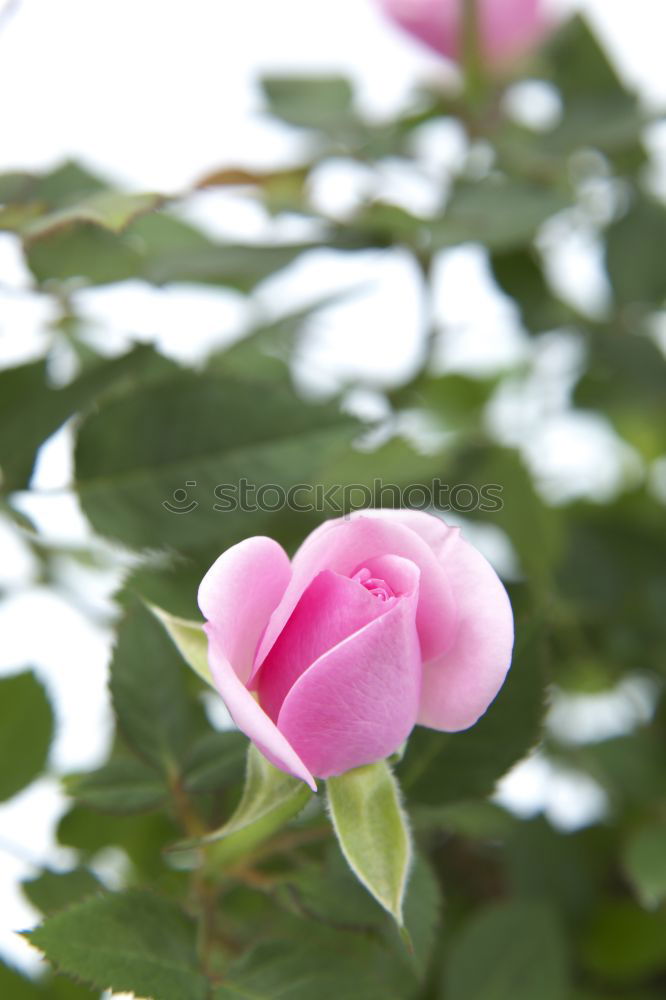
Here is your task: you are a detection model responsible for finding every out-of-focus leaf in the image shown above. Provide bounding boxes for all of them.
[400,616,547,805]
[430,178,569,252]
[182,730,247,794]
[346,179,568,253]
[0,344,174,492]
[490,248,571,333]
[26,890,208,1000]
[553,728,666,815]
[74,370,357,552]
[327,761,412,929]
[448,444,562,583]
[210,293,358,381]
[574,328,666,458]
[64,757,168,814]
[321,437,451,511]
[0,202,44,231]
[25,193,317,290]
[25,191,163,241]
[556,493,666,676]
[0,671,53,801]
[26,223,143,286]
[504,818,607,924]
[0,961,93,999]
[581,901,666,984]
[195,164,310,213]
[26,161,109,205]
[110,599,202,773]
[622,824,666,909]
[141,237,316,290]
[261,75,355,134]
[286,847,440,983]
[188,745,311,867]
[606,194,666,308]
[0,959,42,999]
[22,868,102,916]
[57,805,178,880]
[213,924,403,1000]
[538,15,645,170]
[544,15,636,105]
[445,900,570,1000]
[392,373,498,434]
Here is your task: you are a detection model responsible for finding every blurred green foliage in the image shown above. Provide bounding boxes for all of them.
[1,13,665,999]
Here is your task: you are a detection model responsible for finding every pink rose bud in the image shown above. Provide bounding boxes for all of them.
[199,510,514,788]
[377,0,549,66]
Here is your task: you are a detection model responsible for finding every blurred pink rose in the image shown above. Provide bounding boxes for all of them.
[199,510,513,788]
[377,0,549,65]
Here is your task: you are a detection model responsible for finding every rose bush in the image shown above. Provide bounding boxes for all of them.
[199,510,514,788]
[377,0,549,66]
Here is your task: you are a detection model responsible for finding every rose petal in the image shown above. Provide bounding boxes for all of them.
[205,625,315,790]
[254,514,456,672]
[256,569,396,722]
[277,556,421,778]
[349,508,459,557]
[418,533,514,731]
[198,536,291,684]
[378,0,548,64]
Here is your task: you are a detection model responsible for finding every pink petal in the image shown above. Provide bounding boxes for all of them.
[205,625,316,790]
[253,515,456,672]
[277,556,422,777]
[256,569,396,723]
[377,0,548,64]
[198,536,291,684]
[418,533,514,731]
[348,508,459,557]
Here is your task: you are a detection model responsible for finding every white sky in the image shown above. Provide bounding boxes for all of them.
[1,0,665,984]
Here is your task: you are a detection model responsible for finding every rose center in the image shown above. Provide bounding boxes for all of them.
[352,566,395,602]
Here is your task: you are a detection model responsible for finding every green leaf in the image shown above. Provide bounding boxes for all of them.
[214,934,399,1000]
[193,744,311,867]
[0,671,53,801]
[141,237,314,291]
[326,760,412,929]
[261,75,355,132]
[74,369,357,552]
[57,805,178,881]
[450,444,562,583]
[25,161,109,205]
[574,329,666,459]
[0,959,43,999]
[26,222,143,286]
[606,193,666,308]
[622,824,666,909]
[22,868,102,916]
[0,344,173,492]
[109,599,200,772]
[581,900,666,984]
[0,961,94,999]
[183,730,247,794]
[64,757,168,813]
[430,178,569,252]
[544,15,635,105]
[26,889,208,1000]
[400,617,547,805]
[148,605,213,686]
[446,900,570,1000]
[490,248,571,334]
[25,190,163,241]
[286,846,440,982]
[503,818,605,924]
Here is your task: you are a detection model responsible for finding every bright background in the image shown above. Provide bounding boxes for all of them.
[0,0,664,981]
